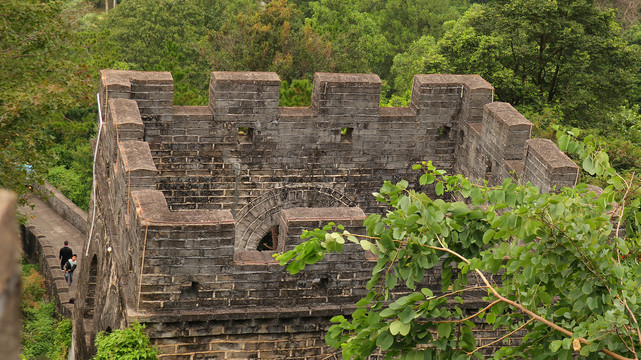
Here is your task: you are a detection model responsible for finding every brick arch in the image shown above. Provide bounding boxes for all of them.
[234,184,356,252]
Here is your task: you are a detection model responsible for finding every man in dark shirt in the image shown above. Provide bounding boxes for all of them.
[59,241,73,270]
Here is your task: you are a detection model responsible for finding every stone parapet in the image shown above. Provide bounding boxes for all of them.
[481,102,532,162]
[130,189,235,312]
[100,70,173,120]
[0,191,20,360]
[108,99,145,141]
[131,189,234,226]
[456,100,578,190]
[411,74,493,121]
[522,138,579,192]
[35,181,88,235]
[118,141,158,191]
[209,71,280,123]
[312,72,381,116]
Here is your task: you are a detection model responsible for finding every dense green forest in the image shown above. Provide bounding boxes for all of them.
[2,0,641,209]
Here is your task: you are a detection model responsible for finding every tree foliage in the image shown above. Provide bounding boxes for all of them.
[306,0,392,76]
[279,79,313,107]
[0,0,94,204]
[277,148,641,359]
[388,0,639,129]
[390,35,450,93]
[101,0,215,104]
[208,0,334,82]
[438,0,639,127]
[363,0,463,49]
[596,0,641,28]
[45,105,96,210]
[21,261,72,360]
[93,322,158,360]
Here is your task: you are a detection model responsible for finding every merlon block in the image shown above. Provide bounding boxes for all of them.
[109,99,144,140]
[312,73,381,112]
[314,73,381,87]
[413,74,493,92]
[131,189,234,227]
[525,139,579,174]
[484,102,531,130]
[101,70,174,91]
[280,207,366,222]
[211,71,281,85]
[119,141,158,175]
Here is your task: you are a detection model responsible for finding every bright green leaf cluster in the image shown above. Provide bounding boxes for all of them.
[93,322,159,360]
[278,159,641,359]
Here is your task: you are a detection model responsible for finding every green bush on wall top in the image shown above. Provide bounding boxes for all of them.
[93,322,159,360]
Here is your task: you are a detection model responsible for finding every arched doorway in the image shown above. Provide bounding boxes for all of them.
[234,184,355,253]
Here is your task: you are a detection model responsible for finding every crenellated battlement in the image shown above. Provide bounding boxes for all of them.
[73,70,579,360]
[98,70,575,210]
[93,68,578,312]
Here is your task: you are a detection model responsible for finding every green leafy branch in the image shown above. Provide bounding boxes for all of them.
[276,159,641,359]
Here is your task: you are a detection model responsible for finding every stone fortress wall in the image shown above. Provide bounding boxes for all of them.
[0,191,21,360]
[72,70,579,359]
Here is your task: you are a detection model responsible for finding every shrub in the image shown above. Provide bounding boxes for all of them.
[47,165,92,211]
[21,261,71,360]
[21,264,45,313]
[93,322,159,360]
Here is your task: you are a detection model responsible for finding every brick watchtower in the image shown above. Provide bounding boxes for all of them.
[71,70,578,359]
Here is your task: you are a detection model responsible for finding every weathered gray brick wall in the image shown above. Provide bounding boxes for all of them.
[72,70,580,360]
[457,102,531,184]
[116,71,500,216]
[132,200,370,312]
[0,191,20,360]
[455,101,576,189]
[522,139,579,192]
[138,311,340,359]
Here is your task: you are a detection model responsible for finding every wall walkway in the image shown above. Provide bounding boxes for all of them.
[20,183,87,318]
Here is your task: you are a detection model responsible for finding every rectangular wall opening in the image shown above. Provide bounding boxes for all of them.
[340,127,353,143]
[238,127,254,144]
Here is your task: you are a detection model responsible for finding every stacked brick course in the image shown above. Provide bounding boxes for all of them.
[0,191,20,360]
[72,70,579,359]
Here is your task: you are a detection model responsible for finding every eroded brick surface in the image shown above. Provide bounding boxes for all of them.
[71,71,578,359]
[0,191,20,360]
